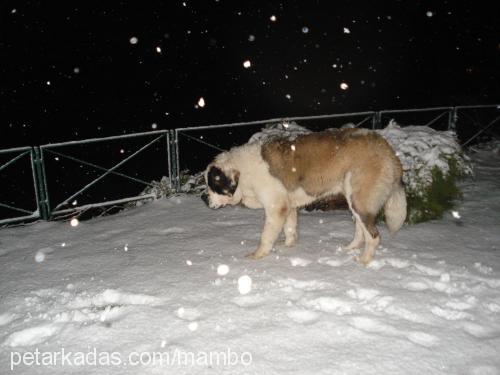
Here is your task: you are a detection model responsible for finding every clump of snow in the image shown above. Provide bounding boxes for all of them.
[248,121,310,144]
[378,120,472,192]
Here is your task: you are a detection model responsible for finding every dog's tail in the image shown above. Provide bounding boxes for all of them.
[384,182,407,234]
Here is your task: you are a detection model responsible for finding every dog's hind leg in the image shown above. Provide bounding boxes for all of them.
[343,172,381,265]
[283,208,298,247]
[354,211,380,265]
[343,216,364,251]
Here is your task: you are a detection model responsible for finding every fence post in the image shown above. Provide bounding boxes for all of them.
[372,112,381,129]
[448,107,458,131]
[168,130,181,192]
[33,147,50,220]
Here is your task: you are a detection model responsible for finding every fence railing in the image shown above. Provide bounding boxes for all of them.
[1,104,499,225]
[0,147,41,225]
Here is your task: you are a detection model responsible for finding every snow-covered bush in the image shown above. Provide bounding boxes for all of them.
[379,120,472,223]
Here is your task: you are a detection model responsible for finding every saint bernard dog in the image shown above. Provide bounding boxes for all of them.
[201,128,407,265]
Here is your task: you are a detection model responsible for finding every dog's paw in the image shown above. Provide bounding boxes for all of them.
[246,250,268,260]
[342,242,363,252]
[356,253,373,266]
[285,234,298,247]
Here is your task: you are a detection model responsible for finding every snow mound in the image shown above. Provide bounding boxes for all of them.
[379,120,472,192]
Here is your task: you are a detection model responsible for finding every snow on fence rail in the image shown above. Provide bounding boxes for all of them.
[1,105,499,225]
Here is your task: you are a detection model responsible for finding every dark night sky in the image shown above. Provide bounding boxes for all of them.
[1,0,499,148]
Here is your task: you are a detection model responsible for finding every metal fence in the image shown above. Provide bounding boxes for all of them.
[1,104,499,225]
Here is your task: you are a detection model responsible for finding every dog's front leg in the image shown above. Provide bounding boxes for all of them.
[284,208,298,247]
[248,204,288,259]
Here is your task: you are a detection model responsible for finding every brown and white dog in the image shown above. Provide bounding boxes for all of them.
[201,128,407,265]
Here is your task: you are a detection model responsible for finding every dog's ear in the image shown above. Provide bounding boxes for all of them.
[230,170,240,188]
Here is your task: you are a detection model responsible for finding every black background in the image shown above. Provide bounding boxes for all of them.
[1,0,499,148]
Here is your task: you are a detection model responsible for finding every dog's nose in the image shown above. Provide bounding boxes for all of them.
[201,192,209,206]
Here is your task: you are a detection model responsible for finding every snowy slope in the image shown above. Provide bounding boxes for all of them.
[0,147,499,374]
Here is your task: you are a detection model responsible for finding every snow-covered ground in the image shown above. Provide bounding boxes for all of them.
[1,146,499,374]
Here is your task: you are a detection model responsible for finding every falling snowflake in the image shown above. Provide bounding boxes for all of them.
[248,35,255,42]
[35,251,45,263]
[46,81,51,86]
[238,275,252,295]
[340,82,349,90]
[70,218,79,227]
[343,27,351,34]
[188,322,198,331]
[156,46,162,53]
[217,264,229,276]
[151,123,158,129]
[302,26,309,34]
[452,211,461,219]
[73,67,80,74]
[291,144,296,151]
[243,60,251,68]
[426,11,434,17]
[197,97,205,108]
[270,15,277,22]
[285,94,291,100]
[129,36,138,44]
[186,260,193,266]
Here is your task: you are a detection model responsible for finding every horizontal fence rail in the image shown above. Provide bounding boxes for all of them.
[1,104,499,225]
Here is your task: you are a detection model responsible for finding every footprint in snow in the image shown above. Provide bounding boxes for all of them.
[0,312,17,326]
[406,331,439,347]
[350,316,397,334]
[350,317,438,347]
[300,297,352,315]
[346,288,380,302]
[232,294,268,308]
[289,257,312,267]
[469,365,500,375]
[286,309,320,324]
[318,256,351,267]
[176,307,202,321]
[403,281,430,292]
[462,322,499,339]
[160,227,186,235]
[431,306,474,321]
[277,278,332,291]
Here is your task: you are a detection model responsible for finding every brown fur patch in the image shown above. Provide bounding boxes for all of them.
[358,212,380,239]
[279,205,289,217]
[261,129,402,198]
[304,194,348,211]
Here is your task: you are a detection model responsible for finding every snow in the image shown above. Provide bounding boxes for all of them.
[0,146,500,374]
[196,97,205,108]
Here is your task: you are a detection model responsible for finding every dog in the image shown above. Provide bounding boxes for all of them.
[201,128,407,265]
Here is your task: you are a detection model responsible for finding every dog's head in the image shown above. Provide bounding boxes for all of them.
[201,163,241,209]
